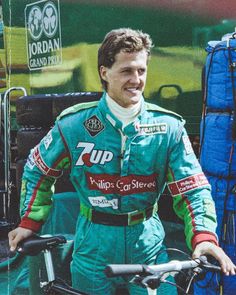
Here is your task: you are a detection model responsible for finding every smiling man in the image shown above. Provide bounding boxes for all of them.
[100,50,147,107]
[9,28,236,295]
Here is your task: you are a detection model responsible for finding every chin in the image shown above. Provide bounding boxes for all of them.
[130,93,142,102]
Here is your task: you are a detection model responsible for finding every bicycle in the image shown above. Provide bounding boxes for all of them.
[16,234,86,295]
[15,234,222,295]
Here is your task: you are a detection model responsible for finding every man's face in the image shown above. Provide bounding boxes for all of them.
[100,49,148,108]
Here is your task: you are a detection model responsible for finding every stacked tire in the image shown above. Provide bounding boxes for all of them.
[197,38,236,294]
[16,92,102,198]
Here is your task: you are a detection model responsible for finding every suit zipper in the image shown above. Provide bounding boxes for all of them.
[119,129,127,170]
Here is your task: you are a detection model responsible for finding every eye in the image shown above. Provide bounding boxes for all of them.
[138,68,146,75]
[121,69,131,73]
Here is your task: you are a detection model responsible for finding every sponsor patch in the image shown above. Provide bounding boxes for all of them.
[168,173,209,196]
[43,131,53,150]
[76,142,113,166]
[84,115,104,137]
[182,135,194,155]
[135,123,167,135]
[26,151,36,169]
[86,172,157,196]
[88,196,118,209]
[33,146,62,177]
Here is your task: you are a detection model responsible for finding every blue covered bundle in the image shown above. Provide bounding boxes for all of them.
[198,35,236,295]
[205,39,236,110]
[200,112,236,177]
[206,175,236,228]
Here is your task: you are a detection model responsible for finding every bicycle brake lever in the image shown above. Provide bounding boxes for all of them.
[142,273,163,290]
[130,272,162,290]
[198,256,221,272]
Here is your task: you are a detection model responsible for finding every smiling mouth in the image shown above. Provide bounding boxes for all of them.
[126,87,140,93]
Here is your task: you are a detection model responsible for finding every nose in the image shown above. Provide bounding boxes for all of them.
[130,71,140,83]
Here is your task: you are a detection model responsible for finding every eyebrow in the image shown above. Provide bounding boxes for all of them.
[121,66,146,71]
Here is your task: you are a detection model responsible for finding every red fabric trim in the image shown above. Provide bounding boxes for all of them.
[33,146,62,177]
[25,176,44,219]
[192,232,218,249]
[19,217,43,232]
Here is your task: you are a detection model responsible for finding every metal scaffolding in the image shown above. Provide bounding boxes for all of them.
[0,87,27,232]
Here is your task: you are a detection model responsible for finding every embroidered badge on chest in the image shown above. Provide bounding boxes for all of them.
[135,123,167,135]
[84,115,105,137]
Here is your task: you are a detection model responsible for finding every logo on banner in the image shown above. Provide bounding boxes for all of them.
[25,0,62,70]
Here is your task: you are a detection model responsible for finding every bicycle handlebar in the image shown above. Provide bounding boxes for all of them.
[105,256,221,278]
[105,264,146,277]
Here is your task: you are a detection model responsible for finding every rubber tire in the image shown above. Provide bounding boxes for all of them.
[17,127,50,159]
[16,95,53,127]
[52,92,102,120]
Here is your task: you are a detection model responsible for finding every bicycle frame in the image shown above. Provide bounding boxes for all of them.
[40,248,87,295]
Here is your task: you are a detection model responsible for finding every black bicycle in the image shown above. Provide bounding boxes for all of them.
[16,234,222,295]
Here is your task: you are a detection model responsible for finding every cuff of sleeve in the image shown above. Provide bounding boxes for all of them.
[192,232,218,249]
[19,217,43,232]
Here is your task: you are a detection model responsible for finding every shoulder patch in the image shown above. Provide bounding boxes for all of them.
[57,101,99,120]
[145,102,183,120]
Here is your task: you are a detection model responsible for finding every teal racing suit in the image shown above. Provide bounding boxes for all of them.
[19,93,218,294]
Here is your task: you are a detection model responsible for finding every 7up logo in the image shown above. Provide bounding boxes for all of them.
[25,0,62,70]
[76,142,114,167]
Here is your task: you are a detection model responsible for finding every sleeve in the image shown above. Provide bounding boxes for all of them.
[19,121,71,232]
[166,118,218,250]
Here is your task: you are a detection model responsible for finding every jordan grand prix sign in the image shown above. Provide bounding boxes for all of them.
[25,0,62,70]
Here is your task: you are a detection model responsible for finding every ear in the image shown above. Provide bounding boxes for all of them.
[100,66,108,81]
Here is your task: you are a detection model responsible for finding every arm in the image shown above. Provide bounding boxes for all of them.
[166,119,236,274]
[167,120,217,249]
[9,122,71,249]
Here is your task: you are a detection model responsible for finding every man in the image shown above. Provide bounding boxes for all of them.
[9,28,235,294]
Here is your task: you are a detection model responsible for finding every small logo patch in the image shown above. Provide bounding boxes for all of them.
[84,115,104,137]
[88,196,118,209]
[135,123,167,135]
[182,135,194,155]
[43,130,53,150]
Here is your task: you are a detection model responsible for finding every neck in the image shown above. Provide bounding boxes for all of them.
[106,94,141,127]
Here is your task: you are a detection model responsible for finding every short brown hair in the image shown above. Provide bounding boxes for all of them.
[98,28,153,90]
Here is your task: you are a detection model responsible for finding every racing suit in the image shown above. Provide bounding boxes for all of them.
[19,93,218,294]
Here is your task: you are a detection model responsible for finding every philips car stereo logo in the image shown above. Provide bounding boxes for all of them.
[25,0,62,70]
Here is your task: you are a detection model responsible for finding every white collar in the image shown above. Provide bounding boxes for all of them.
[105,94,141,127]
